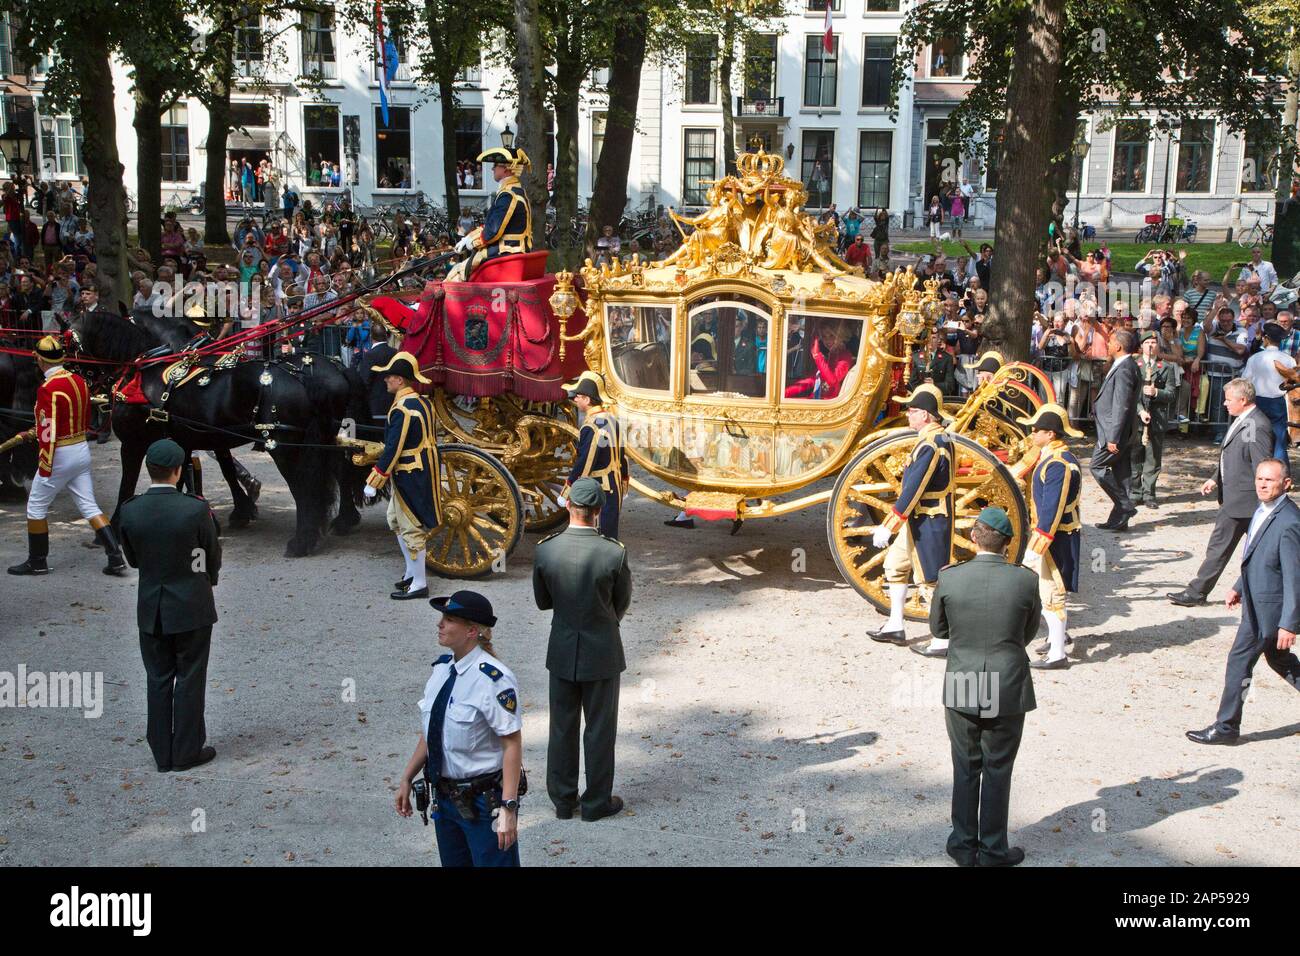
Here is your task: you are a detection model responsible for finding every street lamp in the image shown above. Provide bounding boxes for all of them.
[0,125,34,176]
[500,124,515,149]
[1071,137,1090,230]
[1157,117,1182,224]
[39,114,53,137]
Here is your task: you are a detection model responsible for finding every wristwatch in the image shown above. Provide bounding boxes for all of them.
[502,798,520,812]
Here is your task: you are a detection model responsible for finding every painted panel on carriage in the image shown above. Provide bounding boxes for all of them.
[774,427,848,480]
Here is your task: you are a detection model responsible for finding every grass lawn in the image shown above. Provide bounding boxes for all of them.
[896,239,1254,281]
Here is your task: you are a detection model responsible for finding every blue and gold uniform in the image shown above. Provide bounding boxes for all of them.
[449,146,533,281]
[871,384,954,651]
[366,352,443,599]
[564,371,629,541]
[1019,403,1084,668]
[882,416,954,586]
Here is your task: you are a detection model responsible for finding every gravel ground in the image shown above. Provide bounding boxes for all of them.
[0,436,1296,867]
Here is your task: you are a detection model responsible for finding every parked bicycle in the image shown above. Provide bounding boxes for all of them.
[1237,212,1274,247]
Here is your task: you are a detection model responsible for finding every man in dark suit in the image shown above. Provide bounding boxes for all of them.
[118,439,221,772]
[532,477,632,822]
[930,506,1040,867]
[1188,458,1300,744]
[1169,378,1275,606]
[1091,328,1140,531]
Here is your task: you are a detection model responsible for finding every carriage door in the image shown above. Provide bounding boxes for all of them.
[686,294,771,399]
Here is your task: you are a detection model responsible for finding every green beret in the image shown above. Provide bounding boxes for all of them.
[145,438,186,469]
[976,506,1012,537]
[569,477,604,507]
[1139,330,1157,343]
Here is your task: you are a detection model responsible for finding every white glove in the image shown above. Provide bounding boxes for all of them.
[872,525,891,549]
[455,234,475,254]
[556,496,568,509]
[363,484,377,500]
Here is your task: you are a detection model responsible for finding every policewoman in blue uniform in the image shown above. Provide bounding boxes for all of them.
[1018,403,1084,670]
[561,371,629,541]
[363,351,443,601]
[869,383,955,653]
[395,590,524,867]
[448,145,533,281]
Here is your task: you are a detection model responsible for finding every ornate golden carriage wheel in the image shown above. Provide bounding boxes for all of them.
[825,431,1029,621]
[430,391,579,533]
[424,443,524,579]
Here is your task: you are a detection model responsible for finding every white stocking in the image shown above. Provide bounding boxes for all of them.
[396,534,415,579]
[411,550,428,591]
[886,583,907,631]
[1045,613,1067,661]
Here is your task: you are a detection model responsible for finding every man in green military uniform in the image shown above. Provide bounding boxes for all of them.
[448,145,532,282]
[1130,330,1178,507]
[532,477,632,822]
[929,506,1040,867]
[118,439,222,772]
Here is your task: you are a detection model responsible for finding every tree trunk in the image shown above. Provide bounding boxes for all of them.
[511,0,550,251]
[983,0,1068,361]
[438,79,461,223]
[203,32,234,246]
[77,36,130,310]
[585,5,648,254]
[719,13,737,176]
[133,75,165,264]
[552,80,582,268]
[1271,43,1300,278]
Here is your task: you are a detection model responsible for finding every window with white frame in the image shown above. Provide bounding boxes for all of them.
[685,35,718,105]
[861,36,895,107]
[806,0,841,10]
[857,131,891,208]
[592,111,607,168]
[744,34,777,102]
[1111,119,1150,192]
[454,108,483,189]
[802,130,835,207]
[161,104,189,182]
[1241,119,1279,192]
[457,55,482,85]
[929,37,963,77]
[804,35,838,108]
[375,105,411,188]
[0,14,13,76]
[866,0,900,10]
[38,106,85,177]
[301,9,336,80]
[304,104,340,177]
[683,129,716,206]
[235,15,264,77]
[1175,119,1214,193]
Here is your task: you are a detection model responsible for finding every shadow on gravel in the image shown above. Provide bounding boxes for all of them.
[1019,767,1244,851]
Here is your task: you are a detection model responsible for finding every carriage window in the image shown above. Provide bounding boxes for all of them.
[608,304,673,393]
[687,300,769,399]
[783,314,862,400]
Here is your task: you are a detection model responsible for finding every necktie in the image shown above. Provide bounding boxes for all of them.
[426,664,459,780]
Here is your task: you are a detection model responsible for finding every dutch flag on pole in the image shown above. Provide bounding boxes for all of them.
[823,1,834,54]
[375,1,399,127]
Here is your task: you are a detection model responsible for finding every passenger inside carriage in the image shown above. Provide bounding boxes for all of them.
[687,305,768,398]
[783,316,861,400]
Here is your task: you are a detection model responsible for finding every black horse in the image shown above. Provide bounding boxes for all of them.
[72,309,363,557]
[0,348,39,500]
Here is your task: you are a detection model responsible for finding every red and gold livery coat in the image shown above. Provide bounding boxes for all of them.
[25,368,92,477]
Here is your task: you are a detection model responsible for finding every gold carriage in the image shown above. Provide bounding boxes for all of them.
[551,146,1051,618]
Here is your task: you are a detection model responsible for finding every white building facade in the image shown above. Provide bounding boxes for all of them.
[0,4,1285,232]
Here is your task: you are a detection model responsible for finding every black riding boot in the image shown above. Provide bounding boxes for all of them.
[232,456,262,504]
[95,525,129,577]
[8,529,50,576]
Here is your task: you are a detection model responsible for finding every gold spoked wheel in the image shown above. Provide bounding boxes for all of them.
[425,443,524,579]
[431,392,578,533]
[826,431,1029,620]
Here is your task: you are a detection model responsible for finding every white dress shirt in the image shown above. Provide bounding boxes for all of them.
[1244,345,1295,399]
[1243,496,1283,555]
[418,644,523,780]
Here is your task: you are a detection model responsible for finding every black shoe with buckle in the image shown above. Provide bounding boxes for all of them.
[664,517,695,529]
[869,624,908,646]
[392,585,429,600]
[1030,656,1070,670]
[910,642,947,658]
[394,576,413,591]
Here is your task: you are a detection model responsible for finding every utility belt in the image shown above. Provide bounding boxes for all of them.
[494,236,530,255]
[1055,516,1082,534]
[418,767,529,824]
